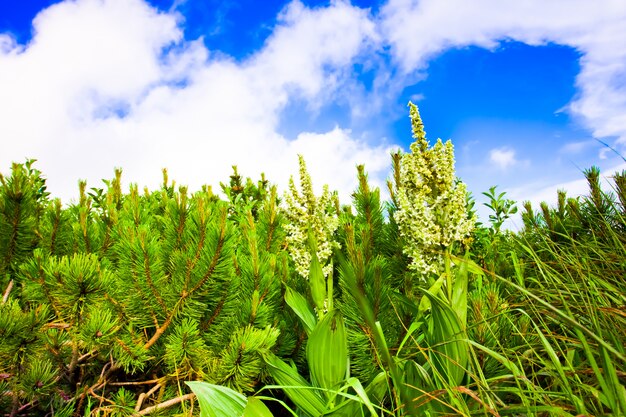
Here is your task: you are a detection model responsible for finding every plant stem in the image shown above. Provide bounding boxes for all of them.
[2,279,13,304]
[134,393,195,416]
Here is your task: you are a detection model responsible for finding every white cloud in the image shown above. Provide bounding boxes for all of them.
[381,0,626,150]
[560,140,594,154]
[489,147,517,170]
[0,0,390,204]
[3,0,626,210]
[509,162,626,208]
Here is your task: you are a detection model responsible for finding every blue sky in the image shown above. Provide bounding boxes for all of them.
[1,0,625,225]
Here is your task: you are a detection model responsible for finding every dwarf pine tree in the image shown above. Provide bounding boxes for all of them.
[0,162,291,415]
[336,165,404,383]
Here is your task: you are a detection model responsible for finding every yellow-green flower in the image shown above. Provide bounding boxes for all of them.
[283,155,339,279]
[394,102,475,275]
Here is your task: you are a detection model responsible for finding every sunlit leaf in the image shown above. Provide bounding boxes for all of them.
[186,381,246,417]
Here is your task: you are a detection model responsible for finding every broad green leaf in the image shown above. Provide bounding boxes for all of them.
[186,381,246,417]
[403,359,434,393]
[264,354,326,416]
[306,309,348,398]
[308,248,326,316]
[243,397,274,417]
[451,252,469,327]
[401,359,441,414]
[422,291,468,387]
[454,255,484,277]
[284,286,316,334]
[418,274,444,315]
[364,371,389,405]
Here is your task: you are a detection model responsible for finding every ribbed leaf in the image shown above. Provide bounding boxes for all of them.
[243,397,274,417]
[308,248,326,315]
[186,381,246,417]
[451,252,469,327]
[418,274,444,315]
[264,354,326,416]
[423,291,468,387]
[284,286,316,334]
[306,309,348,396]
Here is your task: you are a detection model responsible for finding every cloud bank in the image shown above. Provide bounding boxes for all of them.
[381,0,626,153]
[1,0,625,207]
[0,0,391,202]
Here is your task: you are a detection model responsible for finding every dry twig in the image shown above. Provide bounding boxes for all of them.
[134,393,195,416]
[2,279,13,304]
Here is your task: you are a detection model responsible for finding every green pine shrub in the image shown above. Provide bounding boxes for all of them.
[0,164,292,415]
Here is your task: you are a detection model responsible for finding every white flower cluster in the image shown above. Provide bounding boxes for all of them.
[283,155,339,279]
[394,103,475,276]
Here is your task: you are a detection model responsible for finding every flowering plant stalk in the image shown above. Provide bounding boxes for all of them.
[283,155,339,316]
[394,102,475,300]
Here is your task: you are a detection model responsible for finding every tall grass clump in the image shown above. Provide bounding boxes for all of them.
[506,167,626,416]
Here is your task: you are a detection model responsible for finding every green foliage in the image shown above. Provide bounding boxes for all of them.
[186,381,247,417]
[1,106,625,417]
[0,162,289,415]
[482,185,518,233]
[214,325,279,393]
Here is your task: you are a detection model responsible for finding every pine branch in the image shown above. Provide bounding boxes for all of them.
[47,199,62,254]
[143,208,228,350]
[127,247,161,328]
[139,233,168,315]
[202,290,228,330]
[143,304,180,350]
[183,206,208,290]
[144,204,228,349]
[3,201,22,273]
[190,207,228,295]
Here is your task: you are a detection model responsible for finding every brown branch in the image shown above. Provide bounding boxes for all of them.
[73,358,117,404]
[108,379,160,386]
[143,298,184,350]
[16,400,36,414]
[89,387,114,405]
[78,349,97,364]
[134,393,195,416]
[43,322,71,329]
[2,279,13,304]
[8,396,19,417]
[135,383,162,412]
[68,342,80,375]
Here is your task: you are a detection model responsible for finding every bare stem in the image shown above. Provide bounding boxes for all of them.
[108,379,160,386]
[134,393,195,416]
[134,383,162,412]
[2,279,14,304]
